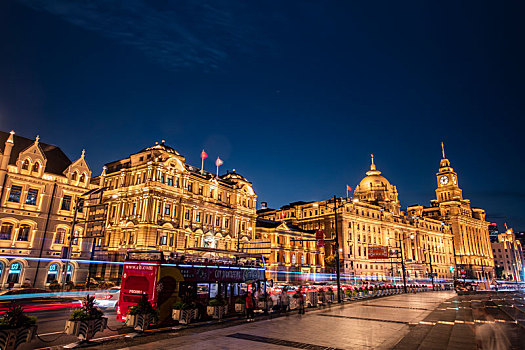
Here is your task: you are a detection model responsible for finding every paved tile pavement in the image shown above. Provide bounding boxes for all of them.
[117,291,454,350]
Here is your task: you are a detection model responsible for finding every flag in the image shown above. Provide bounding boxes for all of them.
[215,157,223,177]
[346,185,351,192]
[200,149,207,174]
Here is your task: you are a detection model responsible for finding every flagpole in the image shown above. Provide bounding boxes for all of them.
[201,157,204,174]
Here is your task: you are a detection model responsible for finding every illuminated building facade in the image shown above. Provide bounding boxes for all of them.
[247,218,324,283]
[0,131,94,288]
[488,223,499,243]
[259,157,455,282]
[408,147,494,281]
[93,141,257,281]
[491,228,524,281]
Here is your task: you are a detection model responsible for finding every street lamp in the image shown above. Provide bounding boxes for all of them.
[313,195,344,303]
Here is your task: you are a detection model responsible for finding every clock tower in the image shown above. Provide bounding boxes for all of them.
[435,142,462,203]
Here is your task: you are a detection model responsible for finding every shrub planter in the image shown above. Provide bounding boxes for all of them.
[172,308,197,325]
[0,326,37,350]
[125,313,154,331]
[206,305,226,319]
[65,318,107,341]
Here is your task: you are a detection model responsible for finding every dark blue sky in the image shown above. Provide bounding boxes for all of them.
[1,1,524,229]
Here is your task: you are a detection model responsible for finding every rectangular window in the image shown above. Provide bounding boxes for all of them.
[8,185,22,203]
[218,192,222,201]
[164,204,171,216]
[225,218,229,228]
[132,203,137,215]
[158,203,162,214]
[25,188,38,205]
[185,210,190,220]
[210,189,214,198]
[188,182,193,192]
[161,173,165,183]
[195,212,201,222]
[216,217,220,226]
[0,224,13,240]
[175,178,180,188]
[61,195,72,211]
[167,177,173,186]
[160,234,167,245]
[198,186,203,195]
[227,194,231,204]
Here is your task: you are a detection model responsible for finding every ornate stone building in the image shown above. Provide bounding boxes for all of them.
[248,218,324,283]
[407,146,494,281]
[491,228,523,282]
[259,157,455,282]
[0,131,94,288]
[92,141,257,281]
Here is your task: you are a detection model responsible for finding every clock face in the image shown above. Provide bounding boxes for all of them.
[439,175,449,185]
[452,176,457,185]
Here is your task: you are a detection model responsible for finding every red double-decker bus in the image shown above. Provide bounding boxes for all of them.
[117,250,266,323]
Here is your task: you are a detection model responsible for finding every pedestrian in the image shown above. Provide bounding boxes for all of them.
[280,287,289,313]
[297,288,305,314]
[318,288,326,307]
[245,292,255,321]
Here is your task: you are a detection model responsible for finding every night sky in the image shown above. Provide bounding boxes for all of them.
[1,1,524,229]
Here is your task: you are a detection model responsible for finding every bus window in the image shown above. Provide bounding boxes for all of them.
[197,283,209,297]
[210,283,218,298]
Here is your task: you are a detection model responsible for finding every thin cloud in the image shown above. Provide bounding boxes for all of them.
[18,0,270,71]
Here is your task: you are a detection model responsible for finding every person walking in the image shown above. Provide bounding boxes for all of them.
[245,292,255,322]
[297,288,305,314]
[280,287,289,313]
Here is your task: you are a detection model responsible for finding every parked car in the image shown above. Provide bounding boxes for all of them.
[94,287,120,308]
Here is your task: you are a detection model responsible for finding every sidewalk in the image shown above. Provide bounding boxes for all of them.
[107,292,454,350]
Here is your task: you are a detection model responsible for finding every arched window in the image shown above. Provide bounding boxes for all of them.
[0,223,13,240]
[22,159,29,170]
[46,263,59,283]
[32,162,40,172]
[65,264,73,282]
[79,174,86,183]
[54,228,66,244]
[71,172,77,181]
[17,224,30,241]
[7,262,22,284]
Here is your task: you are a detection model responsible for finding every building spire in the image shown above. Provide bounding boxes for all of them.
[81,149,85,158]
[370,153,377,171]
[7,130,14,144]
[441,142,445,159]
[35,135,40,145]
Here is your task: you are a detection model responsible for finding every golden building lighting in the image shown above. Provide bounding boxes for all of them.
[92,141,257,281]
[408,144,494,281]
[491,227,524,282]
[0,131,94,288]
[259,155,456,282]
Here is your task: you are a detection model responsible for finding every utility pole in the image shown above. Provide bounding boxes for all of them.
[332,195,342,303]
[61,197,83,292]
[398,234,408,293]
[427,250,435,290]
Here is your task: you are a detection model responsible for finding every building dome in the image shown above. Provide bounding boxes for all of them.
[353,155,400,214]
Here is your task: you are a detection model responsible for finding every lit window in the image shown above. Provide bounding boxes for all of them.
[17,224,30,241]
[32,162,40,172]
[160,234,167,245]
[22,159,29,170]
[8,185,22,203]
[0,223,13,240]
[61,195,72,211]
[79,173,85,183]
[54,228,66,244]
[47,263,59,283]
[164,204,171,215]
[196,212,201,222]
[25,188,38,205]
[7,262,22,284]
[72,172,77,181]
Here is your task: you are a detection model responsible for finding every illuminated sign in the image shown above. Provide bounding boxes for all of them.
[367,246,389,259]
